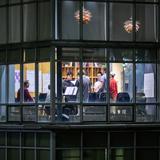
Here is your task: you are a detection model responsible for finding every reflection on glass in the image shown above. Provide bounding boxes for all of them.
[38,105,51,122]
[136,105,156,122]
[38,62,50,103]
[23,106,36,121]
[110,63,133,103]
[83,106,106,121]
[0,106,6,122]
[0,65,6,103]
[9,64,20,103]
[23,63,35,102]
[110,106,132,121]
[8,106,21,121]
[136,64,156,103]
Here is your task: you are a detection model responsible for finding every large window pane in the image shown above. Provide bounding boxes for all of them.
[8,149,20,160]
[0,106,6,122]
[9,6,21,43]
[22,149,35,160]
[0,8,6,44]
[110,3,133,41]
[23,64,35,102]
[109,63,133,103]
[23,3,36,42]
[83,2,106,40]
[136,64,156,103]
[38,2,51,40]
[9,64,20,103]
[60,1,79,39]
[136,4,158,42]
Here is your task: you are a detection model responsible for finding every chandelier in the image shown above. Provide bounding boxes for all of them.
[74,8,92,24]
[124,17,141,33]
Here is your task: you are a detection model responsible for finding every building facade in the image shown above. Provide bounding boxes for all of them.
[0,0,160,160]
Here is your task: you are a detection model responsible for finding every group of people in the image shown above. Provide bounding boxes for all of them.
[16,70,118,103]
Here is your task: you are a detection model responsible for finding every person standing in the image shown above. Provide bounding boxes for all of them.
[109,72,118,102]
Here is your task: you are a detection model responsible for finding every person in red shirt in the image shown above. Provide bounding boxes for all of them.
[109,72,118,102]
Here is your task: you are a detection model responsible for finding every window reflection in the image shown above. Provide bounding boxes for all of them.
[9,64,20,103]
[0,65,6,103]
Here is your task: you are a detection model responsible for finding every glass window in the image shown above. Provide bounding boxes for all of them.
[0,50,6,64]
[0,0,7,5]
[136,63,156,103]
[9,0,20,4]
[0,149,5,160]
[83,2,107,40]
[0,8,6,44]
[23,3,36,42]
[37,150,50,160]
[24,49,36,63]
[110,3,133,41]
[38,62,50,103]
[109,63,133,103]
[136,4,158,42]
[60,1,80,39]
[22,149,35,160]
[0,132,5,145]
[36,132,50,147]
[22,132,34,147]
[23,106,36,121]
[7,50,21,64]
[0,65,6,103]
[37,47,52,62]
[9,64,20,103]
[9,6,21,43]
[8,106,21,121]
[8,149,20,160]
[23,63,35,102]
[38,2,51,40]
[7,132,20,146]
[0,106,6,122]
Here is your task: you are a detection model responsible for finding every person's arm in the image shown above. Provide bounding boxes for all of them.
[24,89,34,102]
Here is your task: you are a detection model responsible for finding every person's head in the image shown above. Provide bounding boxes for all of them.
[24,80,29,88]
[66,72,73,80]
[97,72,102,80]
[110,72,115,78]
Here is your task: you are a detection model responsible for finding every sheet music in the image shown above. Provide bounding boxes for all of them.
[64,86,78,95]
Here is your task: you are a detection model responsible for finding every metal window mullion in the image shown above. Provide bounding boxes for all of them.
[51,0,55,40]
[36,0,38,41]
[80,130,83,160]
[57,0,62,39]
[133,49,136,122]
[134,132,136,160]
[21,0,23,43]
[108,132,110,160]
[80,48,83,122]
[34,132,37,160]
[50,46,55,123]
[20,132,22,160]
[107,49,110,122]
[158,1,160,42]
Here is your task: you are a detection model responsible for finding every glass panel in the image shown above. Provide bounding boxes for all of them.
[110,106,133,121]
[0,132,5,145]
[83,131,106,147]
[109,49,133,61]
[135,49,157,62]
[111,149,134,160]
[23,64,35,102]
[83,48,107,62]
[137,0,158,2]
[61,1,79,39]
[83,149,105,160]
[136,149,158,160]
[24,49,36,63]
[82,62,107,103]
[0,50,6,64]
[83,106,106,121]
[9,64,20,103]
[0,65,6,103]
[9,0,20,4]
[0,0,7,5]
[8,106,21,121]
[9,6,21,43]
[0,8,6,44]
[23,106,36,121]
[38,62,50,103]
[38,105,51,122]
[136,64,156,103]
[136,4,158,42]
[61,62,79,103]
[83,2,106,40]
[7,132,20,146]
[56,131,80,147]
[110,63,133,103]
[136,105,156,122]
[110,132,133,147]
[37,47,52,62]
[37,150,50,160]
[0,106,6,122]
[110,3,133,41]
[56,149,80,160]
[22,133,34,147]
[23,3,36,42]
[8,149,20,160]
[136,132,158,146]
[22,149,35,160]
[37,132,50,147]
[38,2,51,40]
[0,149,5,160]
[7,50,21,64]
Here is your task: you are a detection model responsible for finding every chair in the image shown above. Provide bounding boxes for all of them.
[116,92,130,102]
